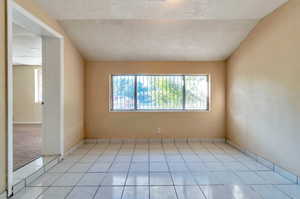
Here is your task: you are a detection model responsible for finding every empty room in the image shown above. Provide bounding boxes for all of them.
[0,0,299,199]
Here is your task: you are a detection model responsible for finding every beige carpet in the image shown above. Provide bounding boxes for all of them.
[13,124,42,171]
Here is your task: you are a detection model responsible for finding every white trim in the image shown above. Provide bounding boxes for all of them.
[199,138,226,143]
[12,180,25,194]
[11,156,60,194]
[163,138,174,143]
[97,139,110,143]
[84,139,98,144]
[149,138,162,143]
[13,65,42,67]
[257,155,274,170]
[41,37,64,156]
[11,1,62,39]
[45,158,59,172]
[110,139,123,144]
[123,138,136,143]
[26,167,44,185]
[275,165,298,183]
[59,39,64,157]
[84,138,226,144]
[174,138,188,143]
[7,1,65,196]
[6,0,14,196]
[109,74,211,113]
[13,122,42,125]
[135,139,149,143]
[63,140,84,157]
[226,139,299,184]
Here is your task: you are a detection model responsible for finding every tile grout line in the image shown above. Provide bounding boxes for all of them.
[64,143,98,199]
[162,141,179,199]
[91,141,120,199]
[175,142,195,196]
[148,139,151,199]
[270,185,294,199]
[12,140,300,199]
[210,142,248,186]
[12,156,61,197]
[120,140,136,199]
[185,141,210,199]
[226,139,299,185]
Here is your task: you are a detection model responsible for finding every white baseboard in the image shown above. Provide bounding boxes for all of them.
[13,122,42,125]
[64,140,84,156]
[226,139,299,184]
[199,138,226,143]
[84,139,98,144]
[12,156,60,196]
[84,138,226,144]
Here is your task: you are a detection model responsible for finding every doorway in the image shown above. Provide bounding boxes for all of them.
[6,0,64,196]
[12,24,43,171]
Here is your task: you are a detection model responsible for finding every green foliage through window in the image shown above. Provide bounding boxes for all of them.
[111,75,209,111]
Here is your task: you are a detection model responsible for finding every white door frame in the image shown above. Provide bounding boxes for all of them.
[6,0,64,196]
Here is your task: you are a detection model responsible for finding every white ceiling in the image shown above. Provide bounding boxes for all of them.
[13,24,42,65]
[34,0,288,61]
[59,19,257,61]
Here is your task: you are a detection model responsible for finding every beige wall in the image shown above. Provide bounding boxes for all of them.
[13,66,42,123]
[0,0,7,193]
[14,0,85,152]
[0,0,85,192]
[227,0,300,176]
[85,61,226,139]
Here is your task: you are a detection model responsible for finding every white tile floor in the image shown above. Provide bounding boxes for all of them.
[14,156,57,185]
[11,141,300,199]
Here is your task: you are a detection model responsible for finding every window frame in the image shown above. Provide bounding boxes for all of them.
[109,74,211,112]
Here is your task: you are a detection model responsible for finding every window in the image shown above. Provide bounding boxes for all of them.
[34,68,43,104]
[111,74,209,111]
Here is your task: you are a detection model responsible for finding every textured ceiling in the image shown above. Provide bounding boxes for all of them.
[34,0,287,20]
[60,19,257,61]
[13,24,42,65]
[34,0,288,61]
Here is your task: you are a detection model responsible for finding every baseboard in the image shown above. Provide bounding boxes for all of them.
[0,190,7,199]
[13,122,42,125]
[12,156,60,195]
[64,140,84,156]
[84,138,226,144]
[226,139,299,184]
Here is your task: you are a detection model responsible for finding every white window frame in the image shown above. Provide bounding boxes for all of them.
[109,74,211,112]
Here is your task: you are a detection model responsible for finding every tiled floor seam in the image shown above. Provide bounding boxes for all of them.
[48,143,98,199]
[226,139,299,185]
[163,142,180,199]
[12,156,60,196]
[120,141,135,199]
[80,142,109,199]
[11,141,300,199]
[184,142,211,199]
